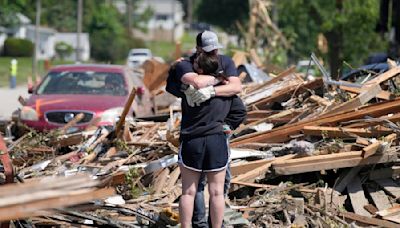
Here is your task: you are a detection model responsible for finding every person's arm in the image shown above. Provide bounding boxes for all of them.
[214,76,242,96]
[181,73,221,89]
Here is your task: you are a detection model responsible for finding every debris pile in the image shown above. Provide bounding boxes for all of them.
[1,55,400,227]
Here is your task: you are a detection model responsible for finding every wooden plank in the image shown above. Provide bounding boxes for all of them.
[364,204,379,214]
[230,159,273,176]
[376,205,400,223]
[367,187,393,211]
[274,151,362,167]
[250,49,264,68]
[231,50,248,67]
[60,113,84,134]
[230,180,275,189]
[326,83,382,115]
[356,137,370,146]
[339,211,398,228]
[375,179,400,199]
[153,168,170,195]
[340,85,394,100]
[142,59,170,91]
[334,166,362,193]
[364,66,400,86]
[231,98,400,145]
[115,87,137,138]
[309,95,331,106]
[362,141,381,158]
[0,188,114,222]
[165,167,181,192]
[273,152,397,175]
[231,154,295,182]
[303,126,392,138]
[254,79,323,109]
[347,175,371,217]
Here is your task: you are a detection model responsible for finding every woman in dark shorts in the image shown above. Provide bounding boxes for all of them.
[178,52,233,228]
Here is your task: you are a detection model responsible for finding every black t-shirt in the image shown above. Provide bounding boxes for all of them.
[172,54,241,140]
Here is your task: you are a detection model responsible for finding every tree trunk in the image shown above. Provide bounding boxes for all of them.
[325,0,344,80]
[325,30,343,80]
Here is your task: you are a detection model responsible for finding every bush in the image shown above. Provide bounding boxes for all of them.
[55,41,74,60]
[3,38,34,57]
[91,31,146,63]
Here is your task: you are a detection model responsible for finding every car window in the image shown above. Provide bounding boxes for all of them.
[130,53,149,56]
[37,71,128,96]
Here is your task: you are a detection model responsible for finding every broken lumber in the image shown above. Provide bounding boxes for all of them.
[272,151,397,175]
[232,154,295,182]
[231,98,400,145]
[339,211,398,228]
[303,126,392,138]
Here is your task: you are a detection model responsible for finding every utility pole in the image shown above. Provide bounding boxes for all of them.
[187,0,193,25]
[171,0,176,42]
[127,0,133,36]
[76,0,83,63]
[32,0,41,81]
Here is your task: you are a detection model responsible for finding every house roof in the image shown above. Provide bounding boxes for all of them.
[26,25,57,34]
[16,13,31,25]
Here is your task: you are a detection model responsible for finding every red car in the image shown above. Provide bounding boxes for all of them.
[17,64,154,132]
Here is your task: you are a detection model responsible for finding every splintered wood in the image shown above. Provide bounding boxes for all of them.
[2,57,400,226]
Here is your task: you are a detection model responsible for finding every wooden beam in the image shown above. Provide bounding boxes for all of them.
[303,126,392,138]
[339,211,399,228]
[250,49,264,68]
[245,66,296,95]
[362,141,381,158]
[0,188,114,222]
[309,95,331,106]
[230,159,273,176]
[272,152,397,175]
[340,85,394,100]
[254,79,323,109]
[231,98,400,145]
[376,204,400,224]
[326,84,382,115]
[153,168,170,195]
[232,154,295,182]
[232,50,248,67]
[364,67,400,86]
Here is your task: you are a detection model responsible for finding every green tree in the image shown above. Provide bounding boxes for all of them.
[195,0,249,33]
[277,0,386,78]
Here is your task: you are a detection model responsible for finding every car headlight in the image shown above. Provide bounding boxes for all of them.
[100,107,124,124]
[20,106,39,121]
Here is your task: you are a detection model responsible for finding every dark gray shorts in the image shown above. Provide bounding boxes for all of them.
[178,134,229,172]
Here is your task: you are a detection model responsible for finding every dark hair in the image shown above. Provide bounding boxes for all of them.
[196,31,203,47]
[196,52,219,75]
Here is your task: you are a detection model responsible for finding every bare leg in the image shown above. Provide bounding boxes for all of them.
[207,168,226,228]
[179,165,201,228]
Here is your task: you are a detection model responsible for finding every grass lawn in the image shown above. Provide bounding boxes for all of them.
[0,33,197,87]
[145,32,197,62]
[0,57,72,88]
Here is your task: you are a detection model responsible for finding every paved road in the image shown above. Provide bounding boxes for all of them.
[0,86,28,120]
